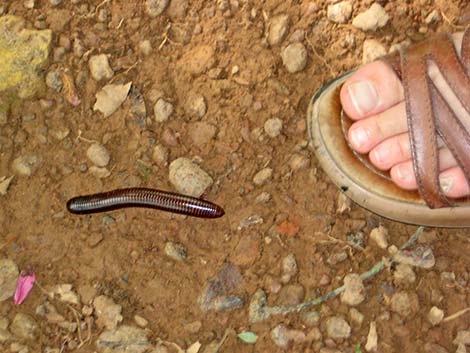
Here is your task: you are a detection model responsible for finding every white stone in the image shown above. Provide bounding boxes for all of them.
[362,39,387,64]
[327,1,352,24]
[365,321,378,352]
[370,225,388,249]
[86,144,110,167]
[281,43,308,73]
[353,3,389,31]
[264,118,283,137]
[428,306,444,326]
[89,54,114,81]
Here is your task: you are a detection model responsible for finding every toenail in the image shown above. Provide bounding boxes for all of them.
[439,175,454,193]
[395,165,412,182]
[347,80,379,116]
[350,127,368,150]
[371,146,388,166]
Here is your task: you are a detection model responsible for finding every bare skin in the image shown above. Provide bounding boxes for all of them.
[340,32,470,199]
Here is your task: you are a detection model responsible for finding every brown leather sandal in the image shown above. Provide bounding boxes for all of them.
[307,29,470,227]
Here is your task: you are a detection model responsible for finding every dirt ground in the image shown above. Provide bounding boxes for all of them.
[2,0,470,352]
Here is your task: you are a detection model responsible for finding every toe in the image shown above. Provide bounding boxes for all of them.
[348,102,407,153]
[439,168,470,199]
[340,60,404,120]
[369,133,411,170]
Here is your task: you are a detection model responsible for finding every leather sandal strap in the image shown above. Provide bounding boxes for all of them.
[398,30,470,208]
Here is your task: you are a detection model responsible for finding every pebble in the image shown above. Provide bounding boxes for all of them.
[271,324,306,349]
[455,331,470,346]
[164,242,187,261]
[237,215,263,230]
[325,316,351,340]
[370,225,388,249]
[349,308,364,327]
[50,0,62,6]
[428,306,444,326]
[327,251,348,265]
[154,99,174,122]
[352,3,389,31]
[340,273,366,306]
[277,284,305,306]
[281,43,308,73]
[362,39,387,64]
[264,118,283,138]
[96,325,151,353]
[393,246,435,269]
[24,0,35,9]
[50,284,80,304]
[169,157,213,197]
[301,311,320,326]
[327,1,352,24]
[93,295,123,330]
[134,315,148,328]
[0,176,13,196]
[230,235,260,266]
[86,143,110,167]
[139,40,152,55]
[365,321,378,352]
[268,14,290,46]
[88,54,114,81]
[46,71,63,92]
[456,343,467,353]
[152,144,169,166]
[281,253,298,284]
[253,167,273,186]
[0,259,19,301]
[11,155,40,177]
[94,82,132,118]
[146,0,169,17]
[255,191,271,203]
[390,291,419,318]
[389,39,412,54]
[289,154,309,172]
[10,313,39,340]
[425,9,441,25]
[180,45,215,76]
[336,192,351,214]
[393,263,416,284]
[89,166,111,178]
[186,94,207,118]
[189,122,217,146]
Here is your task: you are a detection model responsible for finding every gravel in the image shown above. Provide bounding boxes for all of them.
[164,242,187,261]
[325,316,351,339]
[10,313,39,340]
[96,325,151,353]
[146,0,169,17]
[253,167,273,186]
[281,253,298,284]
[186,94,207,118]
[362,39,387,64]
[327,1,352,24]
[352,3,389,31]
[264,118,283,138]
[370,226,388,249]
[168,157,213,197]
[268,14,289,46]
[271,324,306,348]
[340,273,366,306]
[428,306,444,326]
[88,54,114,81]
[46,71,63,92]
[154,99,174,123]
[93,295,123,330]
[86,144,110,167]
[0,259,19,301]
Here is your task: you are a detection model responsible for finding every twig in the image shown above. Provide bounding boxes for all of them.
[442,307,470,323]
[213,328,232,353]
[306,37,335,77]
[249,227,425,322]
[439,10,467,30]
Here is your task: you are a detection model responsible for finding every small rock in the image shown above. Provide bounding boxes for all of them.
[289,154,309,172]
[255,191,271,203]
[0,176,14,196]
[88,54,114,81]
[164,242,187,261]
[46,71,63,92]
[253,167,273,186]
[281,43,308,73]
[186,94,207,118]
[349,308,364,327]
[264,118,283,138]
[301,311,320,326]
[454,331,470,346]
[271,324,306,349]
[336,192,351,214]
[89,166,111,178]
[327,251,348,265]
[0,259,19,301]
[281,253,298,283]
[340,273,366,306]
[237,215,263,230]
[139,40,152,56]
[230,235,260,267]
[24,0,35,9]
[180,45,215,76]
[428,306,444,326]
[327,1,352,24]
[86,144,110,167]
[10,313,38,341]
[50,284,80,304]
[393,263,416,284]
[134,315,148,328]
[352,3,389,31]
[389,39,412,54]
[393,246,435,269]
[169,158,213,197]
[93,295,123,330]
[325,316,351,340]
[94,82,132,118]
[425,9,441,25]
[370,226,388,249]
[189,122,217,146]
[362,39,387,64]
[11,155,40,177]
[151,145,168,167]
[146,0,169,17]
[390,291,419,318]
[268,15,290,46]
[50,0,62,6]
[184,320,202,333]
[277,284,305,306]
[365,321,378,352]
[457,343,467,353]
[96,325,151,353]
[154,99,174,122]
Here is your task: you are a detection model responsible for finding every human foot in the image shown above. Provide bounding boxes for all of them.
[340,32,470,199]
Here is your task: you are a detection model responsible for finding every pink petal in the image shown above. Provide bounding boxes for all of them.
[14,273,36,305]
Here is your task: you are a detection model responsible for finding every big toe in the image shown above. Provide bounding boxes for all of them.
[340,60,405,120]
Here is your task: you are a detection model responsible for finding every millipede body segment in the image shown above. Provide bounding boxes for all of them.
[66,188,225,218]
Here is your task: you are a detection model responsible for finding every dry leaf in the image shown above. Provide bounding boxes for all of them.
[94,82,132,117]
